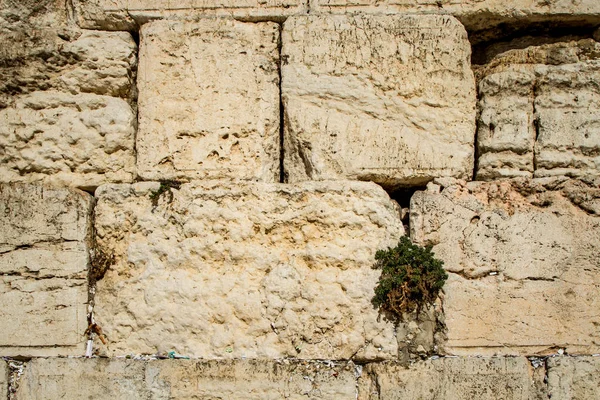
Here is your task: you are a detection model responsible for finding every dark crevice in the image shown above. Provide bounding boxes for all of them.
[470,22,600,65]
[385,186,426,237]
[277,22,286,184]
[6,358,26,400]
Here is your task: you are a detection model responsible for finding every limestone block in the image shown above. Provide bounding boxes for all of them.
[410,178,600,355]
[534,63,600,178]
[0,91,136,190]
[282,15,476,188]
[0,183,93,357]
[547,356,600,399]
[0,27,137,189]
[476,40,600,180]
[136,20,280,182]
[94,181,404,359]
[358,357,538,399]
[311,0,600,39]
[476,70,536,180]
[74,0,308,30]
[17,358,356,399]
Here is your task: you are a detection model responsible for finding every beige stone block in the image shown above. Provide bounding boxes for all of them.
[0,91,136,190]
[547,356,600,399]
[282,15,475,189]
[358,357,538,399]
[534,63,600,178]
[74,0,308,30]
[17,358,356,399]
[0,183,93,357]
[410,178,600,355]
[94,181,404,359]
[136,19,280,182]
[311,0,600,36]
[476,70,535,180]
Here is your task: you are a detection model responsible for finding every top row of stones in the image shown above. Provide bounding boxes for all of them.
[76,0,600,37]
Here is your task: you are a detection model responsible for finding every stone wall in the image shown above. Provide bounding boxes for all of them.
[1,0,599,398]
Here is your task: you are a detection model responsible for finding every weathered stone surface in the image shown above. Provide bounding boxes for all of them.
[411,178,600,355]
[0,91,136,190]
[311,0,600,42]
[547,356,600,399]
[0,183,92,356]
[0,360,6,400]
[17,358,356,399]
[0,26,137,189]
[94,181,404,359]
[476,40,600,180]
[282,15,475,188]
[358,357,540,399]
[136,19,280,182]
[74,0,308,30]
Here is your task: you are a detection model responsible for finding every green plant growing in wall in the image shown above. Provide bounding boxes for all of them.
[372,236,448,320]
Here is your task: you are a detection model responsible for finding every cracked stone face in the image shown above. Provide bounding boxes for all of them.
[93,181,404,360]
[410,177,600,356]
[0,183,93,357]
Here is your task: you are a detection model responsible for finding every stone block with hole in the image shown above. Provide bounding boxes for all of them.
[282,14,476,189]
[136,19,280,182]
[93,181,404,359]
[0,183,93,357]
[410,177,600,356]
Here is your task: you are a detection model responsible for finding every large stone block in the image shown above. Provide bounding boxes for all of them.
[282,15,476,189]
[17,358,356,399]
[0,183,93,356]
[311,0,600,41]
[0,29,137,189]
[547,356,600,399]
[136,20,280,182]
[358,357,539,399]
[476,40,600,180]
[410,178,600,355]
[93,181,404,359]
[74,0,308,30]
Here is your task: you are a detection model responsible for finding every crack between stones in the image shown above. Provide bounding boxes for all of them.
[277,21,286,184]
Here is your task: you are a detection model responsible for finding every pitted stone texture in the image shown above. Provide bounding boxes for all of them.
[17,358,356,399]
[0,91,136,190]
[0,27,137,189]
[476,40,600,180]
[411,178,600,356]
[137,20,280,182]
[311,0,600,40]
[94,181,404,359]
[282,15,475,189]
[547,356,600,399]
[358,357,539,399]
[0,183,92,357]
[0,360,6,400]
[74,0,308,30]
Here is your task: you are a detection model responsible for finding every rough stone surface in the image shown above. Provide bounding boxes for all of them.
[93,181,403,360]
[411,178,600,355]
[136,20,280,182]
[311,0,600,42]
[0,183,93,356]
[547,356,600,399]
[0,24,137,189]
[476,40,600,180]
[74,0,308,30]
[0,360,6,400]
[17,358,357,399]
[358,357,540,399]
[282,15,476,188]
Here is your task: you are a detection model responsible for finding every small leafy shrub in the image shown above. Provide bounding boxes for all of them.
[372,237,447,320]
[149,180,182,207]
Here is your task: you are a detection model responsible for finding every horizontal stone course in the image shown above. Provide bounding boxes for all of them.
[0,183,93,357]
[93,181,404,360]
